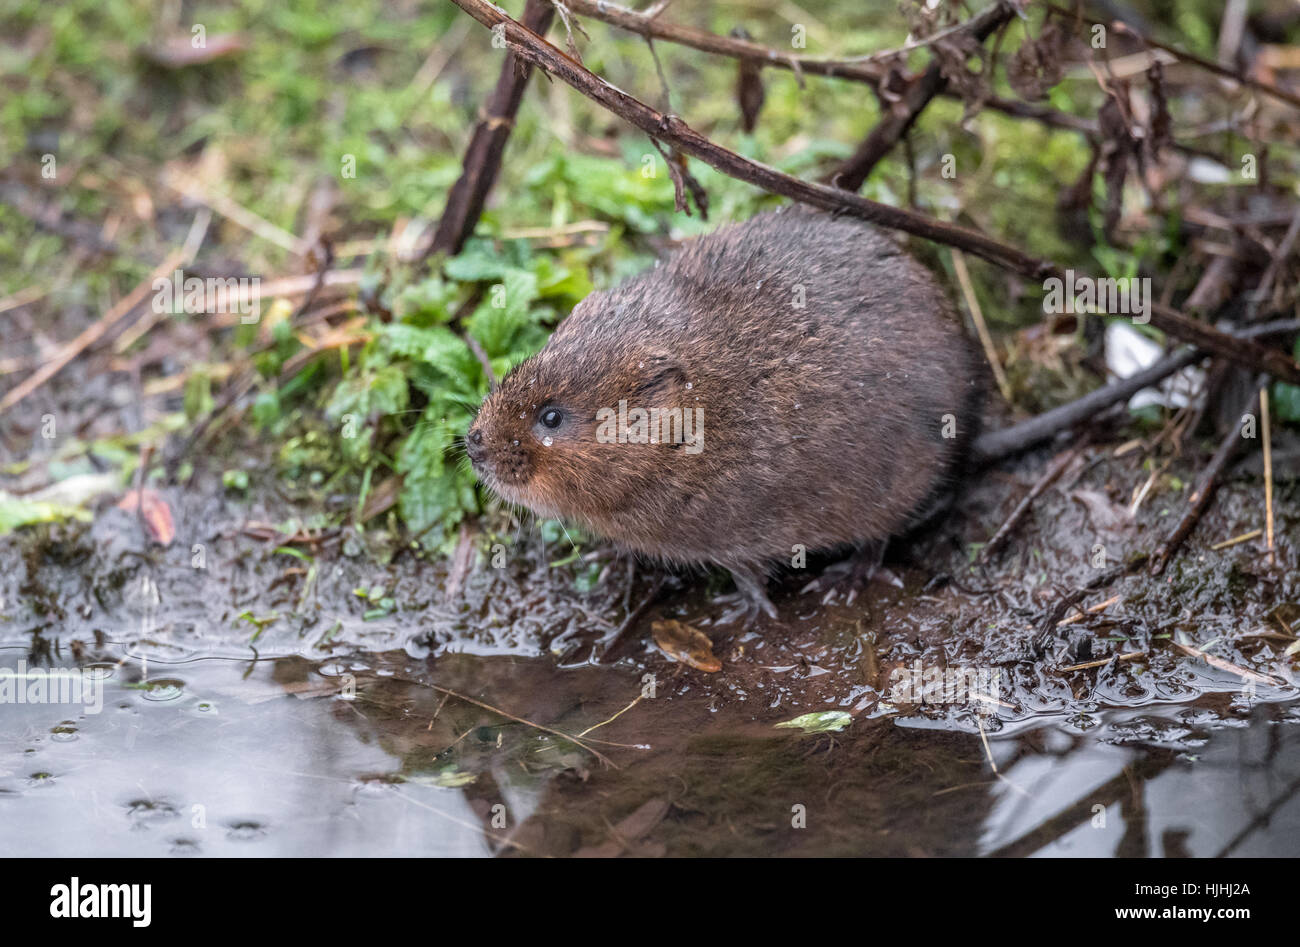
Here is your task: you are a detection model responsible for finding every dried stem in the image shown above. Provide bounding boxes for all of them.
[1148,378,1265,576]
[831,2,1017,190]
[425,0,556,258]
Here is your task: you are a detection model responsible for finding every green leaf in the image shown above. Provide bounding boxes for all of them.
[183,371,213,421]
[443,240,523,282]
[369,364,410,416]
[252,390,281,431]
[466,268,542,359]
[380,324,480,386]
[530,255,593,305]
[396,276,457,325]
[523,153,673,232]
[395,408,478,542]
[399,467,476,541]
[0,492,92,534]
[774,710,853,734]
[326,363,409,421]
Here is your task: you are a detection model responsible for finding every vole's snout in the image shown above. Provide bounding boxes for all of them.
[465,426,486,465]
[464,418,535,493]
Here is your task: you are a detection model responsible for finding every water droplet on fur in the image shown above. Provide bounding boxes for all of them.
[637,361,645,369]
[684,382,693,390]
[542,436,554,447]
[511,439,519,447]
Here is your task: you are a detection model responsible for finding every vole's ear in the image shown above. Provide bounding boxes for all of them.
[629,354,688,406]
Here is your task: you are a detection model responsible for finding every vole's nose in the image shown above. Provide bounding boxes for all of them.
[465,427,485,464]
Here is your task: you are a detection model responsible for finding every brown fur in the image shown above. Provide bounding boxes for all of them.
[467,206,984,591]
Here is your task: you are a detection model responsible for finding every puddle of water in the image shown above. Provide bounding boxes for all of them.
[0,651,496,856]
[3,643,1299,857]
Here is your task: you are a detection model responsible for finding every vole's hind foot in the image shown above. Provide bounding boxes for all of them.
[712,567,779,627]
[802,542,901,605]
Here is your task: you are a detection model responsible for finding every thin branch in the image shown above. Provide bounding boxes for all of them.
[980,444,1082,562]
[831,1,1018,189]
[424,0,556,258]
[970,346,1201,464]
[559,0,893,84]
[0,250,189,415]
[1148,379,1264,576]
[842,10,1016,64]
[423,682,618,768]
[952,247,1013,403]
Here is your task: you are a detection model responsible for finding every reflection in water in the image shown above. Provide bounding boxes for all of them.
[2,647,1298,856]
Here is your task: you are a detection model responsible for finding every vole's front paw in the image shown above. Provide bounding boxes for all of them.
[801,542,901,605]
[713,592,774,628]
[711,567,779,628]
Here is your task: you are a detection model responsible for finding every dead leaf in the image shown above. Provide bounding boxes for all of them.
[1070,488,1128,533]
[117,488,175,546]
[651,619,721,672]
[1007,19,1067,101]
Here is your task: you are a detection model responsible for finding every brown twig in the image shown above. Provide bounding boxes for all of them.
[445,0,1300,385]
[444,520,480,599]
[424,0,556,258]
[0,250,188,415]
[596,570,667,665]
[1261,385,1274,566]
[971,346,1201,464]
[1058,650,1144,672]
[162,167,310,256]
[1149,378,1264,576]
[831,2,1017,190]
[1250,205,1300,314]
[833,65,949,190]
[981,444,1082,562]
[1174,640,1287,687]
[560,0,892,84]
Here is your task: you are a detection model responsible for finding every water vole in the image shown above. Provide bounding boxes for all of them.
[466,206,984,619]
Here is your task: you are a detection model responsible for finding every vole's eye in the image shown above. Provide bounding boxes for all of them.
[539,407,564,429]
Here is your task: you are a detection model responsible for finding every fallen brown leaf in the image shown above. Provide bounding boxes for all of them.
[116,488,175,546]
[651,619,721,672]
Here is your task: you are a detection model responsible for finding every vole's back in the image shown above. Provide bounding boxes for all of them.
[543,206,983,575]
